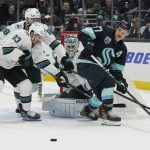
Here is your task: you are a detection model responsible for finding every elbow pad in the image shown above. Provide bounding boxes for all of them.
[78,33,95,57]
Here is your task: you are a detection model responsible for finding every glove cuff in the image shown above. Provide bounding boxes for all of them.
[61,56,68,64]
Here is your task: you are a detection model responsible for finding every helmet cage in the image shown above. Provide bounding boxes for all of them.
[64,36,79,58]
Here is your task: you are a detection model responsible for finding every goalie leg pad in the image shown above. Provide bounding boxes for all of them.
[42,97,90,118]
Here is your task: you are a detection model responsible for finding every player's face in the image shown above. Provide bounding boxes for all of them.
[31,33,42,44]
[30,18,41,24]
[115,27,129,41]
[26,18,41,26]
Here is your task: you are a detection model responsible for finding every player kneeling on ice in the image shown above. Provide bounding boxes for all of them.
[77,20,130,126]
[58,35,93,99]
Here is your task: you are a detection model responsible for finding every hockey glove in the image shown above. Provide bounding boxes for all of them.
[18,51,33,68]
[55,70,69,88]
[61,56,74,72]
[116,78,128,94]
[109,69,128,94]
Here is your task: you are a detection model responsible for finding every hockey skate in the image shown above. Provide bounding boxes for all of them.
[80,105,99,120]
[19,104,41,121]
[15,106,21,113]
[20,110,41,121]
[101,110,121,126]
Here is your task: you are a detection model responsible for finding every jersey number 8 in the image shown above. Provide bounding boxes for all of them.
[3,28,10,35]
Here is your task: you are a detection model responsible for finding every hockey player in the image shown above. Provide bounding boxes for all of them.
[59,35,93,99]
[0,8,73,71]
[0,23,68,120]
[0,28,41,120]
[77,20,130,126]
[0,8,74,112]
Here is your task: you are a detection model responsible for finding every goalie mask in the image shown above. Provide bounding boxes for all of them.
[64,36,79,58]
[25,8,41,25]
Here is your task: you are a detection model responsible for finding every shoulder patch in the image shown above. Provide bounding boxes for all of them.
[104,36,111,44]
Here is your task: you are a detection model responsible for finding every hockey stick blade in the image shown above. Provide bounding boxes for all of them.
[22,118,42,121]
[91,55,150,116]
[114,91,150,111]
[113,103,126,108]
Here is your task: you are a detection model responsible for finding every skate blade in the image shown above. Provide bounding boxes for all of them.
[101,119,121,126]
[22,118,42,121]
[80,114,98,121]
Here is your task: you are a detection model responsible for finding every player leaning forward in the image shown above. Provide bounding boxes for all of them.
[77,20,130,126]
[0,23,68,121]
[0,8,74,113]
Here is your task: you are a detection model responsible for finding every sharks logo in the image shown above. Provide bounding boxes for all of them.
[16,24,22,29]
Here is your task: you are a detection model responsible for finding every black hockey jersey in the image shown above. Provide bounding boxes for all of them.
[78,26,127,72]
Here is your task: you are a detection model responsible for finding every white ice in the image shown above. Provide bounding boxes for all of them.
[0,81,150,150]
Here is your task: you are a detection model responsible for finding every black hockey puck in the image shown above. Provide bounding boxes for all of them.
[50,138,57,142]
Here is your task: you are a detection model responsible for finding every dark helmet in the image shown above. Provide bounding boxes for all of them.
[118,20,131,31]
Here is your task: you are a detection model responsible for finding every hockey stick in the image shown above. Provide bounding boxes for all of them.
[68,82,126,108]
[91,55,150,116]
[42,68,125,108]
[70,70,126,108]
[114,91,150,110]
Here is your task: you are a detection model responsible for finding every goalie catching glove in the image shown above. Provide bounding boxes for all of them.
[18,50,33,68]
[109,69,128,94]
[55,70,69,88]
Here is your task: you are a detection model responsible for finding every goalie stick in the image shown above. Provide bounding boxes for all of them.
[91,55,150,116]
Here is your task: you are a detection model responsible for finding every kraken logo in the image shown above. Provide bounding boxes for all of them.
[97,48,115,66]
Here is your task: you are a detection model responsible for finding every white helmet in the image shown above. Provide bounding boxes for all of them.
[64,35,79,58]
[29,22,46,37]
[25,8,41,25]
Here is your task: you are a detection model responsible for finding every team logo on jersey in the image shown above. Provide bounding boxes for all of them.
[16,24,22,29]
[97,48,115,66]
[104,36,111,44]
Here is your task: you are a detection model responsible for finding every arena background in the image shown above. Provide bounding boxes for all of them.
[0,0,150,90]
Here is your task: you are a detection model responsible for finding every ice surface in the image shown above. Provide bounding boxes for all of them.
[0,81,150,150]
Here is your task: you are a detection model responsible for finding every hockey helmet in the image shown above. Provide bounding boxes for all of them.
[25,8,41,25]
[29,22,45,37]
[118,20,131,31]
[64,35,79,58]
